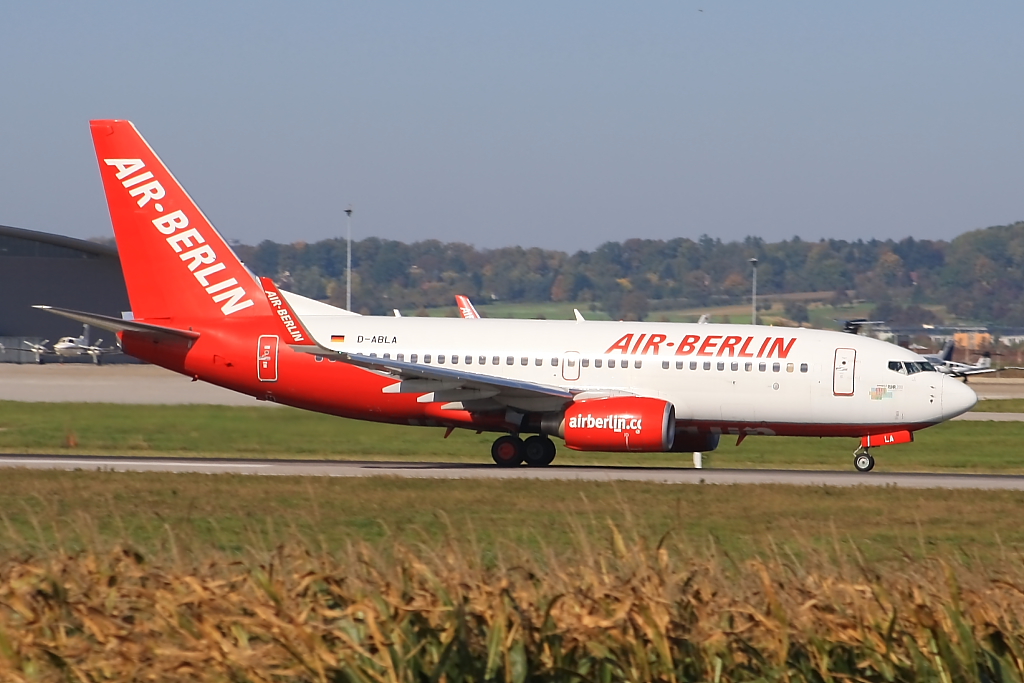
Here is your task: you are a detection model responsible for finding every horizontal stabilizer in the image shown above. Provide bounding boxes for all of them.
[33,306,200,341]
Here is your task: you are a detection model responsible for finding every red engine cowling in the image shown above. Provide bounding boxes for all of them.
[562,397,676,452]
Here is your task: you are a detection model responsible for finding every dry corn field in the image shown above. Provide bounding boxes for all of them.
[2,529,1024,683]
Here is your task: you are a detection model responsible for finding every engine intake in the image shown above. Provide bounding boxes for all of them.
[560,397,676,452]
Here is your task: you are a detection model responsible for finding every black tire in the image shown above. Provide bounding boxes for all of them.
[523,435,556,467]
[854,453,875,473]
[491,435,525,467]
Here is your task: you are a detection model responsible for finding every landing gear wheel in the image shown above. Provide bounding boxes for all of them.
[523,435,556,467]
[491,435,525,467]
[854,452,875,473]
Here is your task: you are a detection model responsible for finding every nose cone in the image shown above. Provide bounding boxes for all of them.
[941,376,977,420]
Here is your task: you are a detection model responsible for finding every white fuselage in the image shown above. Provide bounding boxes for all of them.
[296,315,977,437]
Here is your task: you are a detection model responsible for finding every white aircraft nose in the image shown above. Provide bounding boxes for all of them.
[941,376,977,420]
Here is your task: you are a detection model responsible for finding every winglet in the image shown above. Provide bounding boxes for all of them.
[261,277,315,345]
[573,308,586,322]
[455,295,481,319]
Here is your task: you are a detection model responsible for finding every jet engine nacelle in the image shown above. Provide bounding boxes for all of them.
[561,397,676,452]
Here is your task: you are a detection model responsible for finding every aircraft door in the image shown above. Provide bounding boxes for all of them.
[833,348,855,396]
[562,351,581,381]
[258,335,279,382]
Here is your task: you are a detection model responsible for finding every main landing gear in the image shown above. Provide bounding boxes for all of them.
[491,435,556,467]
[853,446,875,473]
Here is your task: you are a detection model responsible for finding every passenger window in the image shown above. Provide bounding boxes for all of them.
[595,359,603,368]
[759,363,766,372]
[581,358,590,367]
[551,358,558,366]
[662,361,670,369]
[465,356,472,364]
[634,360,642,369]
[703,362,711,370]
[383,353,391,359]
[506,356,514,365]
[690,361,697,370]
[676,361,684,370]
[567,359,575,367]
[731,362,738,371]
[786,363,794,373]
[493,356,500,365]
[717,362,725,371]
[438,355,445,364]
[410,354,418,363]
[535,358,543,366]
[369,353,377,358]
[773,362,781,372]
[479,356,486,365]
[450,355,457,364]
[609,359,616,368]
[744,362,752,371]
[424,354,431,363]
[397,354,405,362]
[800,363,808,373]
[521,357,528,366]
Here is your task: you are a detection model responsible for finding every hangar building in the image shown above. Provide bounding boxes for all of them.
[0,224,131,362]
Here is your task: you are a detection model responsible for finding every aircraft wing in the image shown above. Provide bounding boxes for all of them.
[290,344,576,412]
[259,276,574,412]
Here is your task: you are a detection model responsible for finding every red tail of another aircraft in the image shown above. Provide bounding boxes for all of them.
[90,120,269,322]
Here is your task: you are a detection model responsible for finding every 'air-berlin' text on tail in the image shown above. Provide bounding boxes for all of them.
[90,120,269,322]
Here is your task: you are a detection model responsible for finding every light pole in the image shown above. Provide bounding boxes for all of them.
[749,258,758,325]
[344,206,353,311]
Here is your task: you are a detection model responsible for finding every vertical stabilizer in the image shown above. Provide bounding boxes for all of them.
[90,120,270,321]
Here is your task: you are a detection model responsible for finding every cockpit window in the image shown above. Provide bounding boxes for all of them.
[889,360,936,375]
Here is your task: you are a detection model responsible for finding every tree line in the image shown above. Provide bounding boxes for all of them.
[233,221,1024,325]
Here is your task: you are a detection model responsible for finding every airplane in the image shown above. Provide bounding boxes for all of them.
[455,295,587,322]
[51,325,121,364]
[22,339,51,364]
[921,341,1024,379]
[836,319,886,335]
[37,120,977,474]
[455,295,481,319]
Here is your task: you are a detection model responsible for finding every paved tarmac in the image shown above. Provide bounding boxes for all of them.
[1,454,1023,490]
[952,412,1024,421]
[0,364,274,406]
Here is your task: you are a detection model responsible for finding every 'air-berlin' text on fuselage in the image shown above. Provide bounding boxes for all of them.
[604,333,796,358]
[102,158,254,316]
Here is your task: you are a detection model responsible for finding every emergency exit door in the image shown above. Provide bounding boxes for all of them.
[257,335,279,382]
[833,348,855,396]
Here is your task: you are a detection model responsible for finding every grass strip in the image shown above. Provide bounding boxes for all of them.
[2,469,1024,564]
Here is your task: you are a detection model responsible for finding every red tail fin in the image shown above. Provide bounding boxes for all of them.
[90,120,269,321]
[455,295,481,319]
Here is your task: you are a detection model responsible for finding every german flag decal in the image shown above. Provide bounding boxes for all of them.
[331,335,345,343]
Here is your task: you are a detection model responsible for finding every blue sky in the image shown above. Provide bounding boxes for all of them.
[1,1,1022,250]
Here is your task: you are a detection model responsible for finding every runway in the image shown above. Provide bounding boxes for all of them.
[2,454,1024,490]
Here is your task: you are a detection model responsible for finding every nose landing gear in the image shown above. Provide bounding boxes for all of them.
[853,446,875,473]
